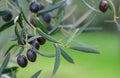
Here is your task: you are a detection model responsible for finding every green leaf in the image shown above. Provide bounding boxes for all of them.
[69,46,100,54]
[0,10,8,16]
[16,46,24,56]
[81,0,101,13]
[17,13,24,28]
[21,9,31,26]
[15,24,21,39]
[50,27,61,35]
[66,29,79,46]
[31,70,42,78]
[37,29,59,43]
[51,44,61,77]
[33,48,55,58]
[2,66,18,74]
[27,36,40,43]
[0,53,10,75]
[49,6,65,34]
[0,20,14,32]
[4,44,18,56]
[33,18,47,33]
[60,48,74,64]
[37,1,66,15]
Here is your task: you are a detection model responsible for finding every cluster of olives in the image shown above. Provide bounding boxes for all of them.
[1,9,12,22]
[16,1,54,68]
[17,34,46,68]
[99,0,108,13]
[29,1,54,31]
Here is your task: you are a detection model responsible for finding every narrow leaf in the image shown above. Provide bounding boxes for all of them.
[0,53,10,75]
[0,10,8,16]
[33,48,55,58]
[15,24,21,39]
[81,0,101,13]
[31,70,42,78]
[37,29,59,43]
[17,13,24,28]
[16,47,24,56]
[2,67,18,74]
[27,36,41,43]
[21,9,31,26]
[49,7,65,34]
[4,44,18,56]
[60,48,74,64]
[69,46,100,54]
[37,1,65,15]
[52,44,61,77]
[33,18,47,33]
[0,20,14,32]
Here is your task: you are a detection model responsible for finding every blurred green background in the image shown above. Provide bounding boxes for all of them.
[0,0,120,78]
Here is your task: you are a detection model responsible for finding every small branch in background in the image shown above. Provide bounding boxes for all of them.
[70,9,93,30]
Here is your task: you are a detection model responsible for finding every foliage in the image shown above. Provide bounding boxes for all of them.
[0,0,119,78]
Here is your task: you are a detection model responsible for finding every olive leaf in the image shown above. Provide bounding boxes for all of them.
[16,46,24,56]
[15,24,21,39]
[49,6,65,35]
[31,70,42,78]
[4,44,18,56]
[81,0,101,13]
[0,20,14,32]
[27,36,41,43]
[51,44,61,77]
[0,53,10,75]
[0,10,8,16]
[37,1,66,15]
[37,29,59,43]
[33,18,47,33]
[33,48,55,58]
[17,13,24,28]
[2,66,18,74]
[69,46,100,54]
[60,48,74,64]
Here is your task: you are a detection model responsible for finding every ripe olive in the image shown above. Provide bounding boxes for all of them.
[29,1,40,13]
[17,55,28,68]
[27,49,37,62]
[39,3,45,10]
[2,9,12,22]
[37,37,46,45]
[42,13,52,23]
[99,0,108,13]
[47,24,54,31]
[31,40,40,50]
[30,19,37,27]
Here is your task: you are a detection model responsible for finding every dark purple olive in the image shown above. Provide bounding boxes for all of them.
[30,19,37,27]
[31,40,40,50]
[43,13,52,23]
[17,55,28,68]
[2,9,12,22]
[37,37,46,45]
[39,3,45,10]
[99,0,108,13]
[47,24,54,31]
[29,1,40,13]
[27,49,37,62]
[18,39,26,45]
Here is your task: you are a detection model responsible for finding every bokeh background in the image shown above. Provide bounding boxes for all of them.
[0,0,120,78]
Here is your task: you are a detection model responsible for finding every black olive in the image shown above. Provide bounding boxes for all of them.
[27,49,37,62]
[37,37,46,45]
[17,55,28,68]
[99,0,108,13]
[2,9,12,22]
